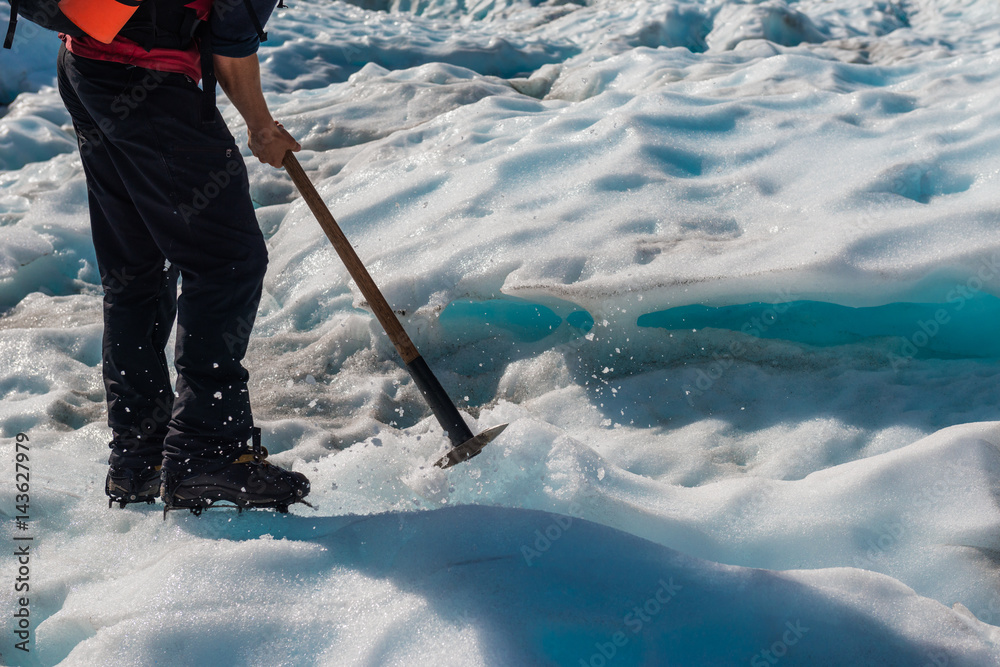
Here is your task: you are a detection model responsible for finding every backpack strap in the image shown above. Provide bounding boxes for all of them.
[239,0,267,43]
[119,0,199,52]
[138,0,156,51]
[197,0,269,124]
[4,0,20,49]
[196,22,217,124]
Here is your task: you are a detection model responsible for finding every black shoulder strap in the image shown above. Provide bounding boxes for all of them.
[239,0,267,42]
[141,0,157,51]
[197,22,217,124]
[197,0,269,123]
[4,0,20,50]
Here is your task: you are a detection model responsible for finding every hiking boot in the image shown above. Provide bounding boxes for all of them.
[161,430,310,516]
[106,463,161,508]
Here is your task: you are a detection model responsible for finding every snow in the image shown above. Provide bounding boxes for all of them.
[2,0,1000,664]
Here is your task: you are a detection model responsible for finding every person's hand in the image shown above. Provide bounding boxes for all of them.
[248,120,301,168]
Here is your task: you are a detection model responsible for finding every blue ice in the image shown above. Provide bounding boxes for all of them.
[637,294,1000,359]
[439,296,594,342]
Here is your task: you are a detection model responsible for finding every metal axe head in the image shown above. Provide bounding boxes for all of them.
[434,423,509,469]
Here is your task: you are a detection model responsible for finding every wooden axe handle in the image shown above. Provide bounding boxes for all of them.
[282,151,419,364]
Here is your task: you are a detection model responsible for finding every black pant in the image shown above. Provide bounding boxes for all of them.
[57,46,268,475]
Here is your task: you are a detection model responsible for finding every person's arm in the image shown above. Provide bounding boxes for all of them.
[214,53,300,168]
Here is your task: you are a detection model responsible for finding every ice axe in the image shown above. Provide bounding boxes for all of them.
[282,152,507,468]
